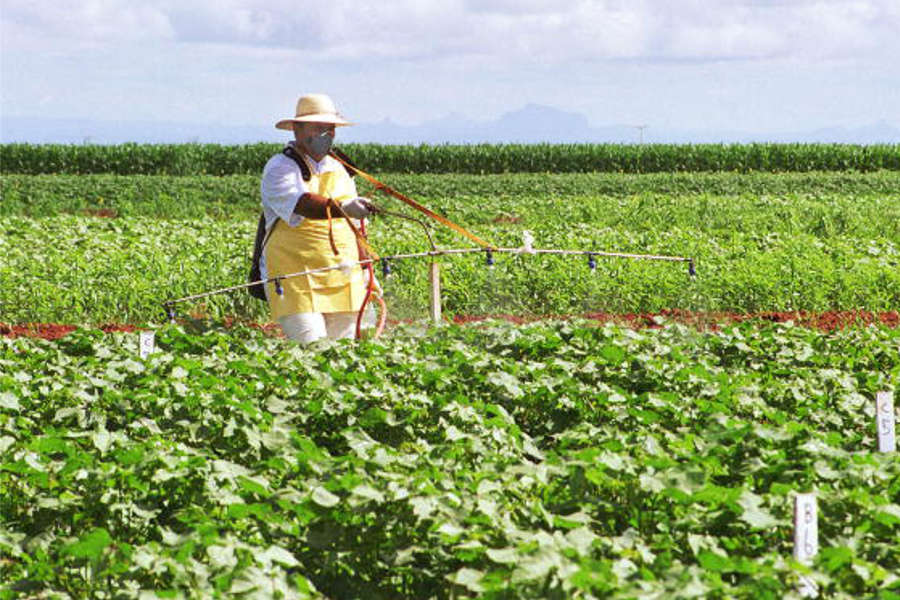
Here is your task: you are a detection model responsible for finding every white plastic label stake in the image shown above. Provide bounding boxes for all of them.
[139,331,155,359]
[794,493,818,561]
[429,261,442,326]
[876,391,896,453]
[794,493,819,597]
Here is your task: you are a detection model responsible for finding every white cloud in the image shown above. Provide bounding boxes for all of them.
[2,0,897,132]
[651,0,899,60]
[4,0,898,62]
[1,0,175,46]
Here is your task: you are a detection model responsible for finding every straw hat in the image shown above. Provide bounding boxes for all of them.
[275,93,352,130]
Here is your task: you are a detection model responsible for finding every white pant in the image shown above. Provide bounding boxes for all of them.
[278,307,375,344]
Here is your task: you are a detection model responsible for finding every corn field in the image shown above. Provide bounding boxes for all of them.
[2,142,899,175]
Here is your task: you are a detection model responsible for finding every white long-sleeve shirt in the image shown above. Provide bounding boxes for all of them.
[258,145,358,280]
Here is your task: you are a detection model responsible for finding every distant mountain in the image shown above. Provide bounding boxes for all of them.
[784,120,900,144]
[342,105,651,144]
[3,107,898,145]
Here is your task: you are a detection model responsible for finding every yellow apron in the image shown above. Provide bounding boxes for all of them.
[265,168,366,319]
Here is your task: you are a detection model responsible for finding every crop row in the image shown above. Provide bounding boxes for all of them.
[4,171,900,220]
[2,206,898,325]
[3,142,899,175]
[3,170,899,324]
[2,320,898,598]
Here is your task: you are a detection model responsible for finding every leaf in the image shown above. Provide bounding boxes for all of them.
[344,428,378,457]
[487,371,524,399]
[311,486,340,508]
[63,528,112,561]
[257,545,299,568]
[54,407,84,424]
[565,526,598,555]
[120,358,145,375]
[678,572,712,598]
[697,550,732,572]
[207,544,237,569]
[799,438,848,458]
[0,392,20,411]
[159,527,186,546]
[437,521,466,538]
[227,503,270,520]
[212,460,252,479]
[351,484,385,503]
[598,452,627,471]
[813,460,841,480]
[737,490,779,529]
[446,567,484,592]
[687,534,724,556]
[261,429,290,451]
[599,344,626,364]
[238,476,270,496]
[611,558,638,581]
[92,428,111,454]
[0,436,16,453]
[131,547,157,570]
[753,424,794,442]
[409,496,438,519]
[445,424,467,442]
[641,434,665,456]
[512,547,561,582]
[486,547,519,564]
[874,504,900,526]
[819,546,854,572]
[639,472,666,493]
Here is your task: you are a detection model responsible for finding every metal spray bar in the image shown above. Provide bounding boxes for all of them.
[162,247,695,320]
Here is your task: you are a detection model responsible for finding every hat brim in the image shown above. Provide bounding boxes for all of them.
[276,114,352,130]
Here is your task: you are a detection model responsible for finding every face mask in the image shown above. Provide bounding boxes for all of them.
[306,131,333,157]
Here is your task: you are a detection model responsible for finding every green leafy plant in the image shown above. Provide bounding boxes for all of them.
[2,321,898,598]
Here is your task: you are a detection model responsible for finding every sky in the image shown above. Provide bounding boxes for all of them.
[2,0,900,142]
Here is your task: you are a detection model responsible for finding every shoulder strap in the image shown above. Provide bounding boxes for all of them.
[250,147,306,286]
[282,145,312,181]
[283,143,357,180]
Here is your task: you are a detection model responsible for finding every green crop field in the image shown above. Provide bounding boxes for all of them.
[2,321,899,598]
[2,142,899,175]
[1,170,899,324]
[1,143,899,599]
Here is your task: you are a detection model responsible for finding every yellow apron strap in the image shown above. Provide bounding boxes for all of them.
[325,204,339,256]
[332,203,379,261]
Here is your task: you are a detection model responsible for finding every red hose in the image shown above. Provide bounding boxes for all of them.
[355,220,385,339]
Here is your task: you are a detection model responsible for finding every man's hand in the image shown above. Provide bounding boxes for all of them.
[294,193,336,219]
[340,197,377,219]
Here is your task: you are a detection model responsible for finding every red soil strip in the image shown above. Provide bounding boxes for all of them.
[0,323,139,340]
[82,208,118,218]
[450,309,900,332]
[4,311,897,340]
[0,320,283,340]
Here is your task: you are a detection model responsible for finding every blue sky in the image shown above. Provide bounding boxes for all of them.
[2,0,899,142]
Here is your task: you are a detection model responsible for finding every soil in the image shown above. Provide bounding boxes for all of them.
[3,310,898,340]
[82,208,118,218]
[450,309,900,331]
[0,323,138,340]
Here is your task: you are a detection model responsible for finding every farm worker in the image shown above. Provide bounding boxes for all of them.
[260,93,376,343]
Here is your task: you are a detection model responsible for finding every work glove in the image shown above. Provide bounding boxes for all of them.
[340,197,376,219]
